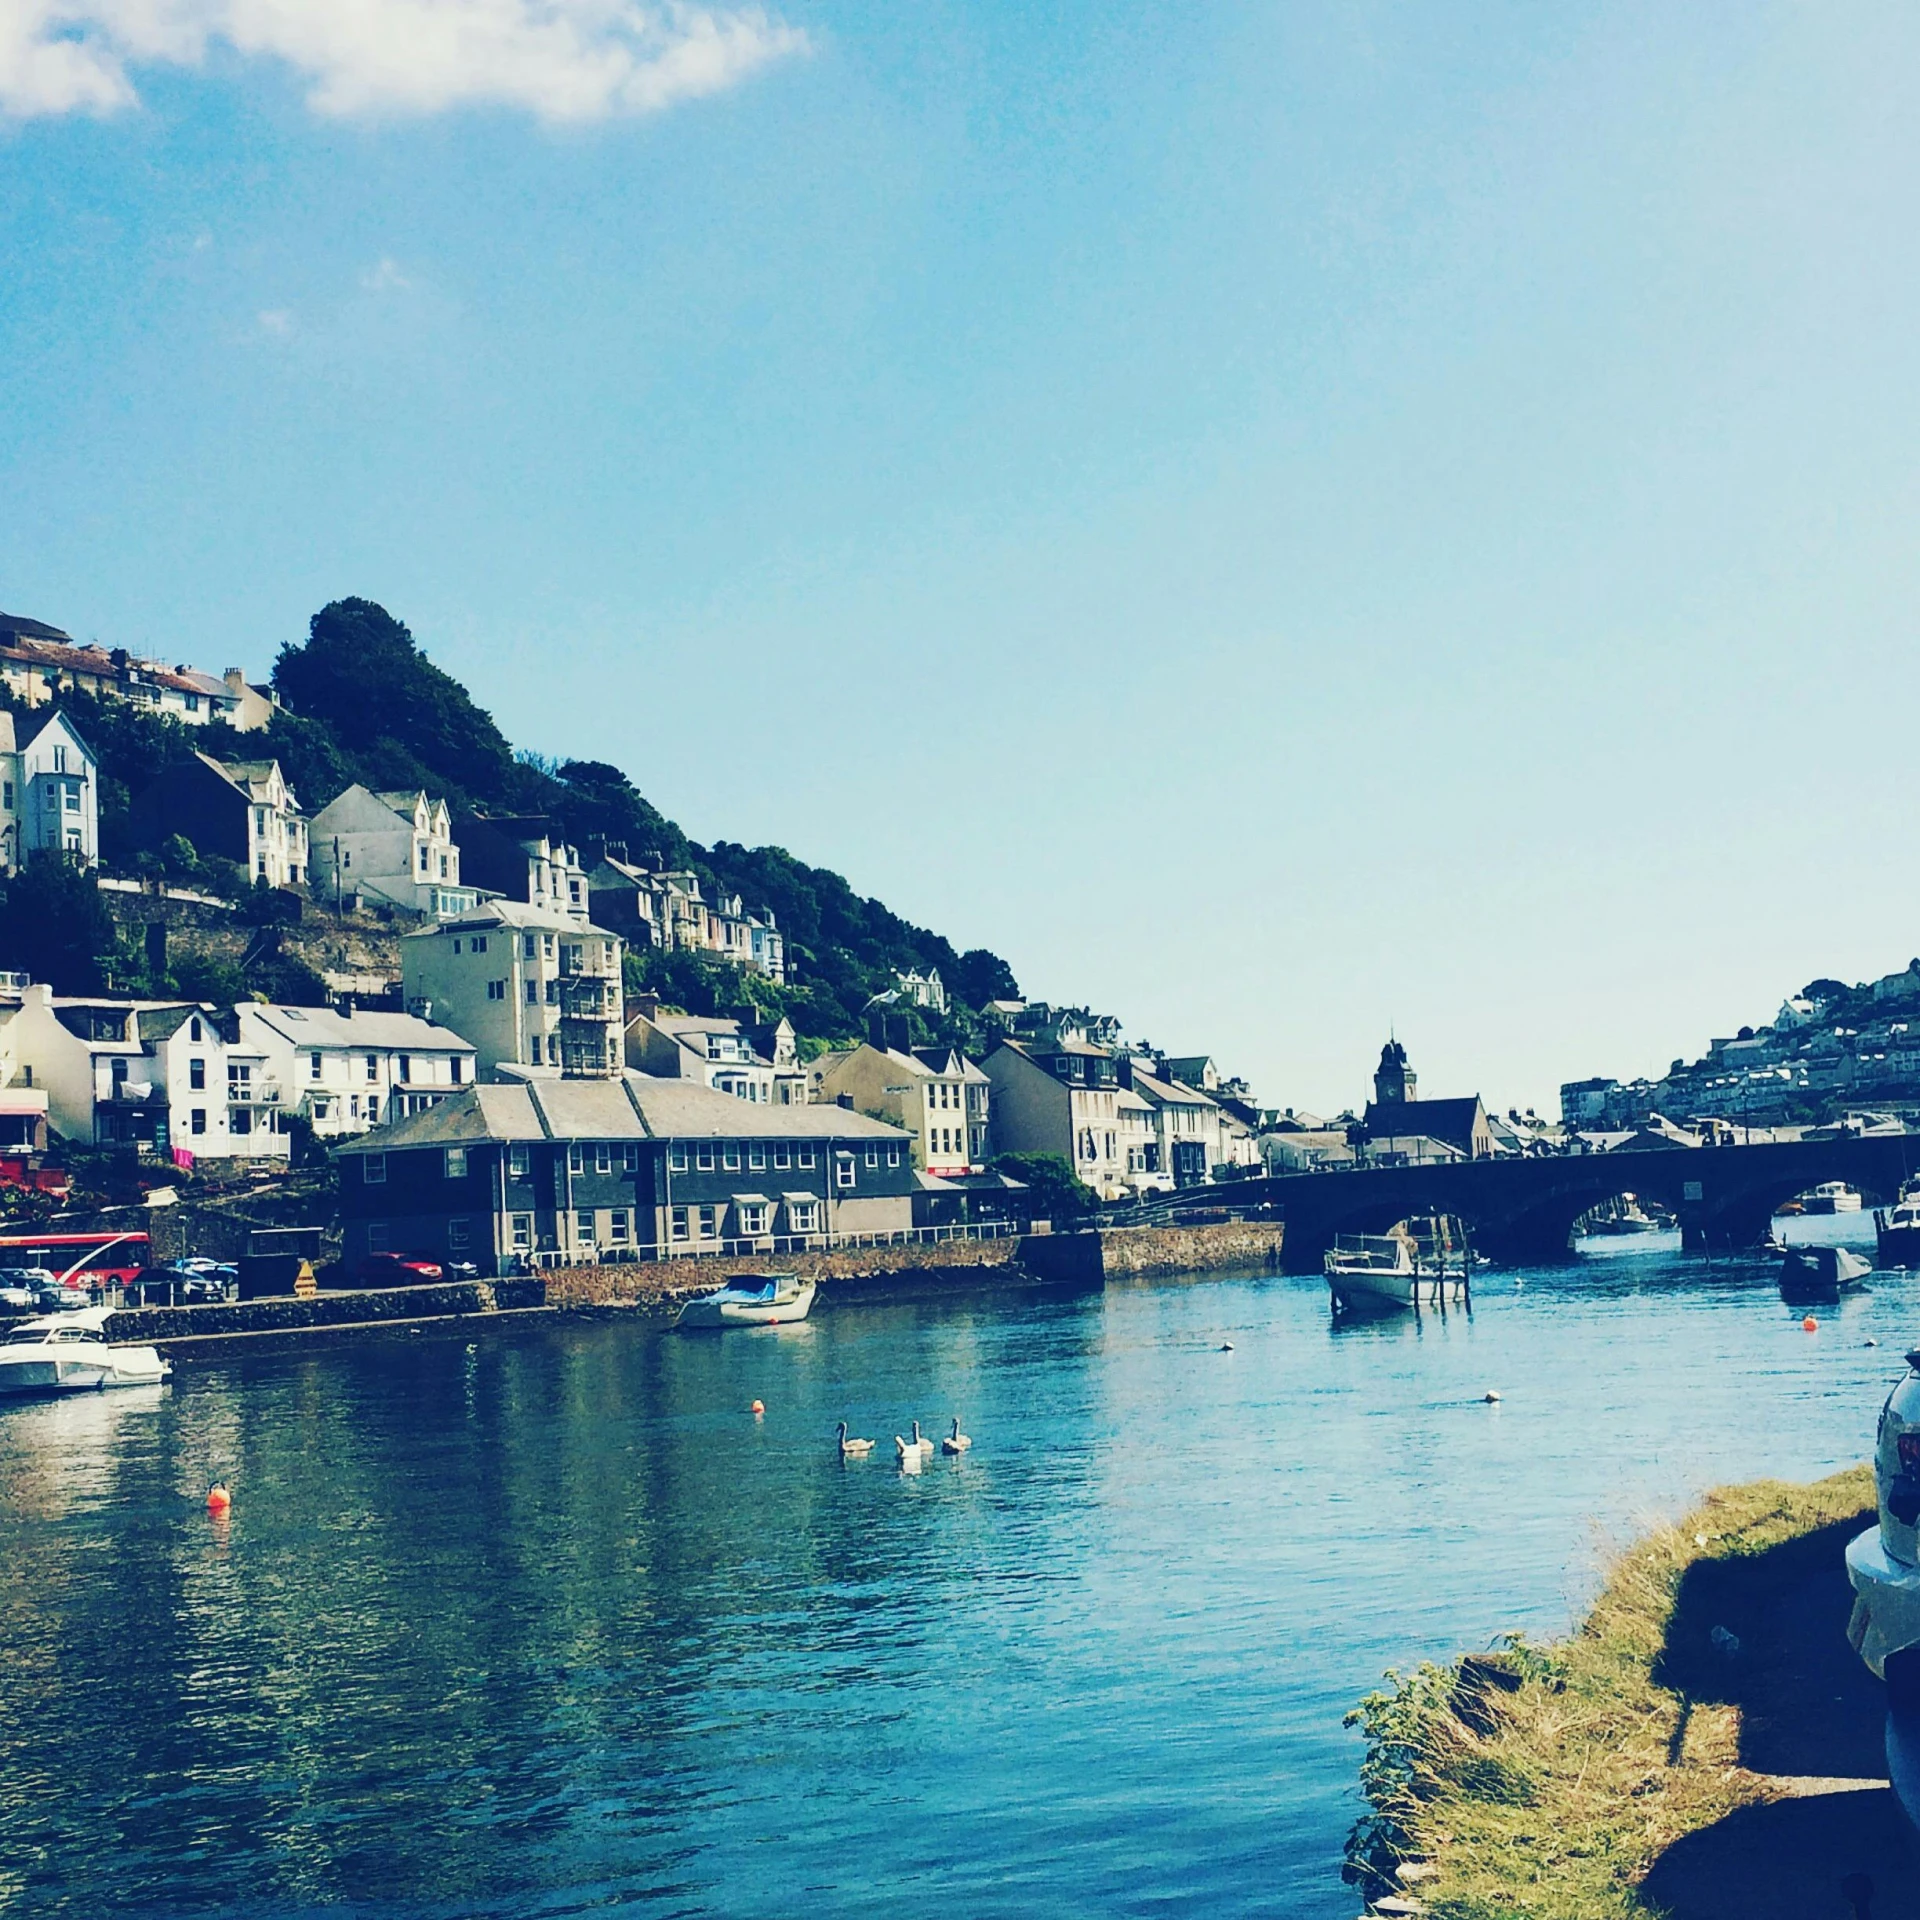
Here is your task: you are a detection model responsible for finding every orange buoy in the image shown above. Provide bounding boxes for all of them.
[750,1400,765,1415]
[206,1484,232,1513]
[1802,1316,1819,1333]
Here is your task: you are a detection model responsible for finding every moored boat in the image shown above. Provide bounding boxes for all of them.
[1801,1181,1863,1215]
[1324,1230,1469,1311]
[1779,1242,1873,1300]
[674,1272,817,1330]
[0,1307,171,1397]
[1879,1187,1920,1270]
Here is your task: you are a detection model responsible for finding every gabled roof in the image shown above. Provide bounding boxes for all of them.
[402,897,614,939]
[243,1004,475,1052]
[0,612,74,644]
[1128,1067,1218,1110]
[1362,1096,1486,1148]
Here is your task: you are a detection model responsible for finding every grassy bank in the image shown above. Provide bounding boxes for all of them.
[1345,1465,1880,1919]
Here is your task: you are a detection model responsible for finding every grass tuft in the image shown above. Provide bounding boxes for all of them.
[1343,1465,1876,1919]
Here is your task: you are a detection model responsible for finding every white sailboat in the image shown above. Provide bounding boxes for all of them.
[1324,1228,1471,1310]
[0,1308,171,1397]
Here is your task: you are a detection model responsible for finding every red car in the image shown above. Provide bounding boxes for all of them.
[355,1253,444,1287]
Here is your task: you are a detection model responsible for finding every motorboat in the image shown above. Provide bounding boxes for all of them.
[1879,1187,1920,1270]
[673,1272,817,1330]
[0,1308,171,1397]
[1779,1243,1873,1300]
[1325,1231,1469,1311]
[1583,1194,1666,1236]
[1802,1182,1863,1215]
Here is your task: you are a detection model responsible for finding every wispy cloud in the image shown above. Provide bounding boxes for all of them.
[0,0,808,123]
[360,256,410,292]
[255,306,292,335]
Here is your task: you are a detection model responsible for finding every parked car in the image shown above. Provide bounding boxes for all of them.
[355,1253,444,1287]
[142,1264,233,1304]
[35,1278,90,1311]
[0,1268,43,1311]
[1848,1348,1920,1701]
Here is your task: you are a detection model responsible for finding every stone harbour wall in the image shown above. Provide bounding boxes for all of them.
[106,1277,547,1346]
[1097,1220,1286,1279]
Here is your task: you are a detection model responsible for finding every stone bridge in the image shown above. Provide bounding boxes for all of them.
[1210,1137,1920,1273]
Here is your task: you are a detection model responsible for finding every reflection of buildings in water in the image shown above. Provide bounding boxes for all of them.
[0,1385,169,1520]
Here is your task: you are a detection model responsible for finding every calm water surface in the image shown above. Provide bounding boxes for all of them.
[0,1214,1902,1917]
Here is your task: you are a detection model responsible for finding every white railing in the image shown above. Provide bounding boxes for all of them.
[512,1219,1021,1271]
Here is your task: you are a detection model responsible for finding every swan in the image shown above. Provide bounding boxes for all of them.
[909,1420,935,1458]
[894,1434,923,1472]
[837,1421,874,1458]
[941,1417,971,1455]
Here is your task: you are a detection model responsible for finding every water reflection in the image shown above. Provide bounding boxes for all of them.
[0,1233,1904,1918]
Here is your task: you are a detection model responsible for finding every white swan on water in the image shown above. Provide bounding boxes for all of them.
[837,1421,874,1458]
[942,1417,971,1455]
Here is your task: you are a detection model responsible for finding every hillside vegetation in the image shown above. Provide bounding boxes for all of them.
[0,598,1018,1048]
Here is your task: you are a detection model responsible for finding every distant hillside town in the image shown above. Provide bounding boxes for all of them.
[1561,962,1920,1138]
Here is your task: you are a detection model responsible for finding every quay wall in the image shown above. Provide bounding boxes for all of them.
[105,1278,546,1351]
[545,1220,1283,1314]
[77,1222,1284,1358]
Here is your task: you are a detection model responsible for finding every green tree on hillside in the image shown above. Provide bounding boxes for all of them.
[0,856,120,992]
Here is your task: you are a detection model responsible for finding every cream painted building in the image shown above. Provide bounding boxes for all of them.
[308,785,477,916]
[235,1003,477,1137]
[980,1037,1128,1200]
[402,900,624,1081]
[808,1042,989,1176]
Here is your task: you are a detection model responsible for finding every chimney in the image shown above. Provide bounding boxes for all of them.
[223,668,247,693]
[886,1012,912,1053]
[631,991,661,1022]
[867,1010,889,1050]
[836,1093,853,1109]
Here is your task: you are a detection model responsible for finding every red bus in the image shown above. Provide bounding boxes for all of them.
[0,1231,152,1288]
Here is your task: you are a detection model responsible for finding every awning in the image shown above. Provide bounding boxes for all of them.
[781,1191,818,1204]
[0,1091,47,1115]
[731,1192,771,1204]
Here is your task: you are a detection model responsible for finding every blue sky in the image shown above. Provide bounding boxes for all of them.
[3,1,1918,1116]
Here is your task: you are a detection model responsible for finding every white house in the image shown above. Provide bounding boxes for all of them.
[0,710,99,872]
[236,1003,477,1138]
[307,785,477,916]
[401,899,624,1081]
[625,1003,807,1106]
[0,986,286,1162]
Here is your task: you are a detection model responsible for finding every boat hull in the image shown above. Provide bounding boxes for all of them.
[0,1345,169,1397]
[675,1281,817,1330]
[1779,1245,1873,1300]
[1877,1220,1920,1271]
[1328,1271,1469,1310]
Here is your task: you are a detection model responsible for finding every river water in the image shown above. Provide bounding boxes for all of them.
[0,1213,1901,1918]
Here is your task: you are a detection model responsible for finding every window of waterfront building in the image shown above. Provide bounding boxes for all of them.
[567,1144,584,1174]
[837,1155,855,1188]
[453,939,461,955]
[445,1148,466,1179]
[748,1143,765,1170]
[668,1145,687,1172]
[524,934,536,959]
[698,1204,718,1238]
[544,934,555,958]
[510,1213,532,1251]
[723,1144,741,1171]
[189,1017,202,1042]
[670,1206,690,1241]
[575,1208,594,1242]
[737,1202,768,1236]
[190,1108,205,1135]
[364,1154,386,1184]
[622,1144,640,1173]
[363,1055,377,1082]
[309,1052,321,1080]
[473,936,487,954]
[595,1143,611,1176]
[773,1144,791,1169]
[787,1199,818,1233]
[696,1143,715,1171]
[368,1221,388,1253]
[449,1218,470,1252]
[189,1059,205,1091]
[798,1146,815,1169]
[864,1145,878,1168]
[508,1145,530,1178]
[609,1209,630,1244]
[526,980,539,1005]
[488,980,505,1000]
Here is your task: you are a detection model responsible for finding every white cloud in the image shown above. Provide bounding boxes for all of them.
[0,0,807,122]
[255,305,292,333]
[360,255,409,291]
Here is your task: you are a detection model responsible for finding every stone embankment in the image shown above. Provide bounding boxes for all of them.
[545,1220,1284,1315]
[87,1221,1284,1356]
[106,1278,546,1356]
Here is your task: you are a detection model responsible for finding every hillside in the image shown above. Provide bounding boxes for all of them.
[0,599,1017,1050]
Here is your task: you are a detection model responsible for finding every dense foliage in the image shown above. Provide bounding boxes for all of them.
[0,599,1019,1044]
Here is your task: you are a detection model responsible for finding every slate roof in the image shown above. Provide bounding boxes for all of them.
[333,1071,910,1154]
[245,1004,475,1053]
[1362,1096,1486,1150]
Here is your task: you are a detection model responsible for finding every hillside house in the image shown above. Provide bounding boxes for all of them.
[134,754,309,887]
[308,785,476,916]
[0,710,99,872]
[807,1042,989,1175]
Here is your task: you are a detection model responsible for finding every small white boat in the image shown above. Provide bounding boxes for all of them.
[1325,1231,1470,1310]
[1877,1185,1920,1269]
[0,1307,171,1397]
[1802,1181,1863,1215]
[673,1272,817,1330]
